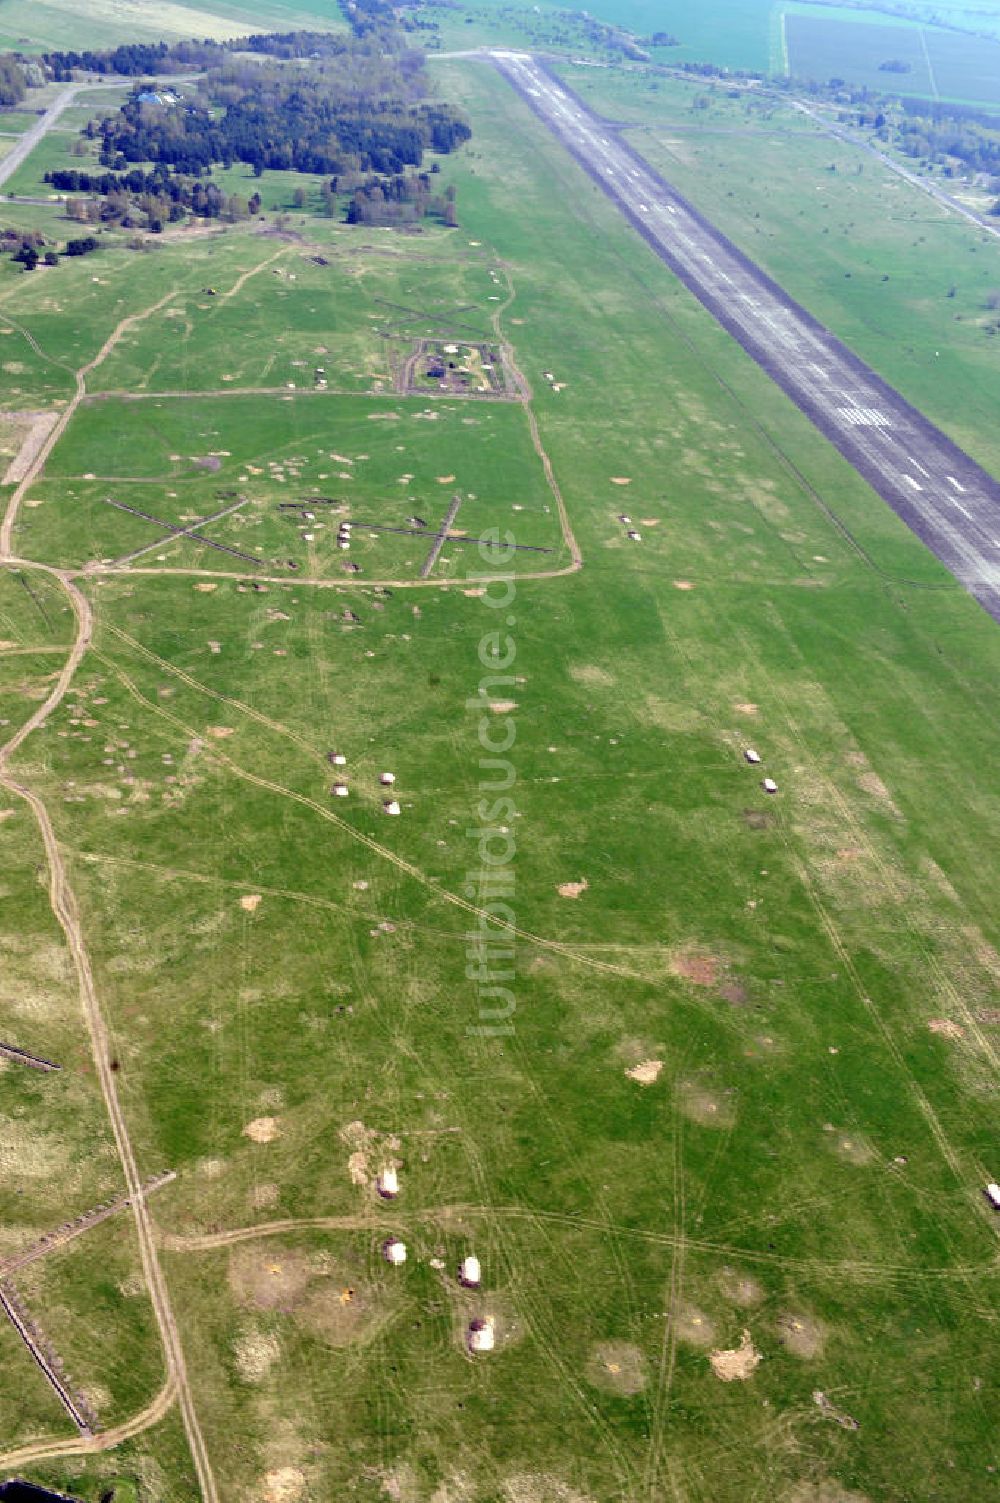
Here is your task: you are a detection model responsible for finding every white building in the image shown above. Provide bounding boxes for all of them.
[459,1254,482,1287]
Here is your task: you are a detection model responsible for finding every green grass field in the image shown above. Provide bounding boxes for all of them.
[553,63,1000,482]
[0,43,999,1503]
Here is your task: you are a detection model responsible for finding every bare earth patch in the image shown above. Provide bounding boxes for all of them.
[240,894,262,913]
[504,1477,595,1503]
[718,1266,763,1307]
[489,700,517,713]
[672,1301,715,1347]
[557,878,588,899]
[679,1081,736,1129]
[609,476,631,485]
[812,1391,860,1431]
[626,1059,663,1086]
[673,580,695,591]
[262,1466,306,1502]
[670,947,719,987]
[1,410,59,485]
[734,702,758,715]
[207,725,234,739]
[229,1245,312,1311]
[243,1116,281,1143]
[777,1311,825,1359]
[786,1480,869,1503]
[569,665,613,686]
[234,1328,281,1383]
[928,1018,964,1041]
[709,1328,761,1381]
[586,1340,646,1395]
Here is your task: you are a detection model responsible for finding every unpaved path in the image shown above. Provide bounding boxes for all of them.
[0,288,229,1500]
[0,1376,176,1472]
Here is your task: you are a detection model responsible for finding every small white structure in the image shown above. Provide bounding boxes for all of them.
[459,1254,482,1288]
[332,753,347,766]
[377,1165,399,1199]
[383,1238,407,1265]
[338,539,350,551]
[627,530,642,542]
[619,514,632,526]
[384,799,401,816]
[468,1317,495,1354]
[379,771,396,786]
[333,782,349,798]
[744,748,761,765]
[762,777,778,794]
[985,1182,1000,1210]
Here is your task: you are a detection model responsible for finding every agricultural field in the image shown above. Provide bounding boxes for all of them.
[783,7,1000,107]
[0,0,343,53]
[0,35,999,1503]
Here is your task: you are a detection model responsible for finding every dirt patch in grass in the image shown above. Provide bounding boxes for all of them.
[855,767,902,817]
[709,1328,761,1381]
[262,1466,306,1502]
[776,1311,825,1359]
[829,1130,874,1166]
[718,1266,763,1307]
[252,1182,280,1210]
[812,1391,860,1431]
[609,476,631,486]
[669,947,720,987]
[244,1116,281,1143]
[678,1080,736,1129]
[785,1480,869,1503]
[192,455,223,472]
[673,580,695,591]
[625,1059,663,1085]
[229,1245,312,1311]
[489,700,517,713]
[569,665,613,686]
[301,1278,389,1349]
[672,1302,715,1347]
[718,979,749,1006]
[927,1018,964,1041]
[734,702,758,715]
[585,1340,646,1395]
[557,878,588,898]
[1,410,59,485]
[208,726,234,739]
[234,1327,281,1383]
[743,808,775,830]
[240,894,262,913]
[503,1478,595,1503]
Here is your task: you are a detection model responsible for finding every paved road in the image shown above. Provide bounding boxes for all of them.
[0,86,84,192]
[491,50,1000,622]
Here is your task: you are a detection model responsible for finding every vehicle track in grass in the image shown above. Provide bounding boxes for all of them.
[0,273,263,1498]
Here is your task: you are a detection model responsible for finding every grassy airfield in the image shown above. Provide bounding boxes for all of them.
[0,45,998,1503]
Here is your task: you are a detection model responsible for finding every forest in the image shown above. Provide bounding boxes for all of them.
[90,40,468,179]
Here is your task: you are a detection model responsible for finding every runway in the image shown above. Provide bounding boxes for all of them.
[490,51,1000,622]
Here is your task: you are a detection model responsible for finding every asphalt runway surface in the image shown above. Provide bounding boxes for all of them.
[491,51,1000,622]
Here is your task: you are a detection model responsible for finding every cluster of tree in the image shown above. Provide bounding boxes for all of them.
[895,110,1000,181]
[0,54,26,105]
[346,172,457,225]
[88,43,469,181]
[1,226,98,269]
[41,29,366,80]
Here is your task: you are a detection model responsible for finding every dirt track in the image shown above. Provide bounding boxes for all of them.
[491,50,1000,623]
